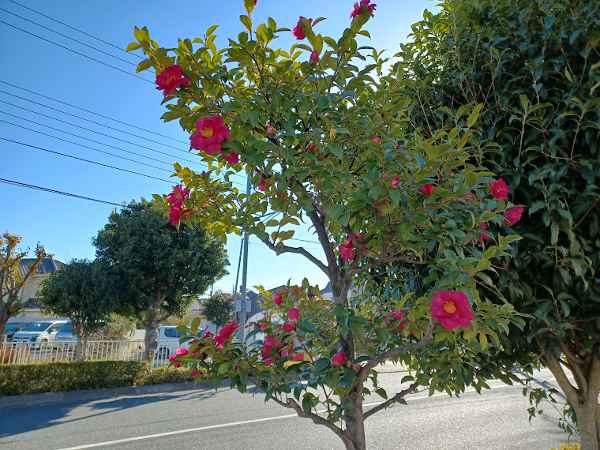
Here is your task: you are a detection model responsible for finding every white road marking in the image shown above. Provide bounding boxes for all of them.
[54,382,529,450]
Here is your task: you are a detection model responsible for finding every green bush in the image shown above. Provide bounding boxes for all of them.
[0,362,197,396]
[135,366,195,386]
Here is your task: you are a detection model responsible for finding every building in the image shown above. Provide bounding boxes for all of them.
[11,257,64,321]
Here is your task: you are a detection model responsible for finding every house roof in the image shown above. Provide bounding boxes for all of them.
[20,258,64,275]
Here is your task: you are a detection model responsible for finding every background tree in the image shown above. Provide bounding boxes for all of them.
[395,0,600,447]
[94,201,228,360]
[0,232,46,337]
[202,291,234,330]
[38,260,116,360]
[128,2,522,448]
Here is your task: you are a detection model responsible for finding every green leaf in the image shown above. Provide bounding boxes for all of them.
[240,15,252,34]
[191,317,201,335]
[375,387,388,400]
[466,103,484,128]
[478,333,488,351]
[244,0,256,15]
[206,24,219,36]
[136,59,153,73]
[126,41,141,52]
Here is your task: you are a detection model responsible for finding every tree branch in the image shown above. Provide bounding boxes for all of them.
[362,321,434,373]
[543,350,580,407]
[270,396,349,444]
[363,381,420,420]
[256,235,329,276]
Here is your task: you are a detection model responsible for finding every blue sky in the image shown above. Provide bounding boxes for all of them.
[0,0,435,295]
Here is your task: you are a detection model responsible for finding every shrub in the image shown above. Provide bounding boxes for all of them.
[0,361,144,396]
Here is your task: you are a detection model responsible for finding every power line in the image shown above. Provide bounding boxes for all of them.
[0,7,138,67]
[0,19,153,84]
[6,0,143,60]
[0,113,174,172]
[1,137,172,184]
[2,100,201,165]
[0,89,186,153]
[0,81,250,186]
[0,176,129,208]
[0,80,187,145]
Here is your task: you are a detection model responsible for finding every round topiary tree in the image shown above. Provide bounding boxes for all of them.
[128,1,524,448]
[394,0,600,447]
[202,291,234,331]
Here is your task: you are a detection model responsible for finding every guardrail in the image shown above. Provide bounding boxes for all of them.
[0,340,172,367]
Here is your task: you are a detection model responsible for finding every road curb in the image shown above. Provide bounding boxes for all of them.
[0,381,226,409]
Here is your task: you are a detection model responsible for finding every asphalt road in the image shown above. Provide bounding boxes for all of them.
[0,372,570,450]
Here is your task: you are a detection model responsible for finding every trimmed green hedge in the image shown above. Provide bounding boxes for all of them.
[0,361,195,396]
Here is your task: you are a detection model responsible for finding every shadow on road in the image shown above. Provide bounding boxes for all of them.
[0,386,217,439]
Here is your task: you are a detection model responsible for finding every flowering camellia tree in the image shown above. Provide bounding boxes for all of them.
[128,1,524,448]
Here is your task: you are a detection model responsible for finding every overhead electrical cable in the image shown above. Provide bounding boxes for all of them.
[6,0,144,60]
[1,138,172,184]
[0,19,153,84]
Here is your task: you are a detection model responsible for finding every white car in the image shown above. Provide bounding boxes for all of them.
[155,325,189,359]
[11,320,69,346]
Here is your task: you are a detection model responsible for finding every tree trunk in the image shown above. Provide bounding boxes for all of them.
[0,303,8,340]
[576,400,599,450]
[544,351,600,450]
[143,310,160,361]
[343,389,367,450]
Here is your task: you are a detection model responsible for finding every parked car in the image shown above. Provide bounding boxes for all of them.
[11,320,69,346]
[155,325,187,359]
[2,322,28,342]
[55,322,76,343]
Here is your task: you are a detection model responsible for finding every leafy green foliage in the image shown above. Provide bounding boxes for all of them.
[0,361,198,396]
[396,0,600,443]
[202,291,234,329]
[128,2,524,448]
[38,260,118,339]
[94,200,228,326]
[0,233,46,336]
[0,361,143,396]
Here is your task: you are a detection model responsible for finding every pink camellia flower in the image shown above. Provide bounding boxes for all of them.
[263,335,282,349]
[168,205,191,227]
[258,322,269,332]
[222,152,239,165]
[309,51,320,64]
[384,310,404,325]
[331,351,347,366]
[287,307,300,322]
[280,348,289,358]
[214,320,239,349]
[273,291,283,305]
[338,238,356,262]
[479,222,490,243]
[168,354,177,363]
[258,178,267,192]
[202,329,214,339]
[370,135,382,145]
[263,357,273,366]
[292,352,305,362]
[155,65,191,96]
[191,368,202,378]
[489,178,509,201]
[175,347,189,357]
[419,183,434,197]
[266,123,276,137]
[190,115,231,155]
[504,206,525,226]
[307,143,318,153]
[293,16,311,40]
[282,322,295,333]
[390,175,401,189]
[351,0,377,18]
[166,184,190,206]
[431,291,474,330]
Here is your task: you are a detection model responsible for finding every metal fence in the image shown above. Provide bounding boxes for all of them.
[0,340,171,368]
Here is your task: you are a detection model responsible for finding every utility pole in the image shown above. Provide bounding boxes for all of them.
[238,176,252,341]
